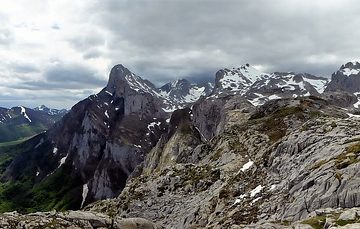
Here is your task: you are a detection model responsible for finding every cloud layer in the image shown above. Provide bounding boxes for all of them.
[0,0,359,108]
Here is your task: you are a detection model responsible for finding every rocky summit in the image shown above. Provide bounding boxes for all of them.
[1,62,360,228]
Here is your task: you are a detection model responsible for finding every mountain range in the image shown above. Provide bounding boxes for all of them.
[0,105,67,143]
[0,61,360,228]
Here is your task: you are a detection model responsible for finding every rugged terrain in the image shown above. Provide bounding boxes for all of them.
[1,61,360,228]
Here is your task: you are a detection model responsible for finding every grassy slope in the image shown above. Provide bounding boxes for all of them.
[0,123,47,143]
[0,138,82,213]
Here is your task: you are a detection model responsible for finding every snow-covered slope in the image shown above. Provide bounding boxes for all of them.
[211,64,329,106]
[214,64,268,94]
[339,61,360,76]
[158,79,213,106]
[34,105,67,116]
[246,72,329,106]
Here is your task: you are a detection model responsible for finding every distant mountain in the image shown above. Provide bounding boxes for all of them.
[34,105,67,116]
[0,106,66,143]
[325,61,360,108]
[212,64,329,106]
[158,79,213,107]
[213,64,268,94]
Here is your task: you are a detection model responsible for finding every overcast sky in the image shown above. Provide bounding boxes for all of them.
[0,0,359,108]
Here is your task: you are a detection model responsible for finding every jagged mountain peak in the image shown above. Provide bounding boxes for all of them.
[35,105,48,110]
[214,64,268,94]
[338,61,360,76]
[160,79,191,92]
[325,61,360,94]
[340,61,360,69]
[157,78,213,108]
[34,105,67,116]
[105,64,157,97]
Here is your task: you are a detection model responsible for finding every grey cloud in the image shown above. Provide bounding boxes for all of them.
[67,32,105,51]
[12,63,106,90]
[83,49,102,59]
[10,62,40,73]
[91,0,360,79]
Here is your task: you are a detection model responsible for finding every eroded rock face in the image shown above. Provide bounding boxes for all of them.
[142,108,203,175]
[192,94,254,140]
[87,96,360,228]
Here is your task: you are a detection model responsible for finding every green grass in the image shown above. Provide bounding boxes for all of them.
[0,123,47,143]
[301,215,326,229]
[0,138,31,147]
[0,137,82,213]
[0,165,82,213]
[0,138,30,174]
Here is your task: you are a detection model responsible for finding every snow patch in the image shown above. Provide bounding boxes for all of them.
[268,94,282,100]
[105,91,113,96]
[303,77,328,93]
[58,154,68,168]
[53,147,58,155]
[234,194,246,204]
[240,160,254,172]
[347,113,360,118]
[342,68,360,76]
[270,184,276,191]
[250,185,263,197]
[148,121,161,130]
[252,197,262,203]
[19,106,32,122]
[80,184,89,208]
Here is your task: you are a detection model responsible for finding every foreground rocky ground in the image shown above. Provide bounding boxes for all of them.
[1,207,360,228]
[0,210,162,229]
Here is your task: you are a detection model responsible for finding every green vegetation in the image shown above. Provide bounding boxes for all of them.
[311,159,328,170]
[336,219,357,226]
[0,165,81,213]
[310,141,360,171]
[0,138,29,174]
[0,139,81,213]
[334,142,360,169]
[301,215,326,229]
[0,123,47,143]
